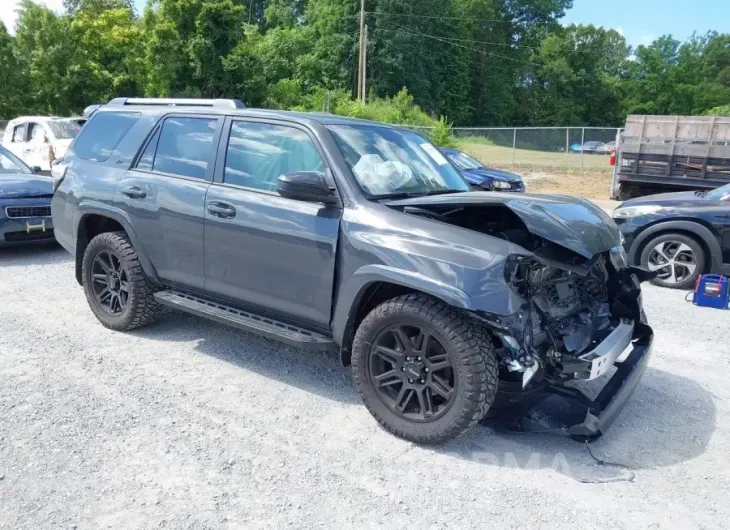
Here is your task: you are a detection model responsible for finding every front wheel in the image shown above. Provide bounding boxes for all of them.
[640,233,705,289]
[352,294,498,444]
[82,231,162,331]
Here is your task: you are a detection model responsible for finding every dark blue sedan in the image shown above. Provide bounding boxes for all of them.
[0,146,55,247]
[439,148,525,192]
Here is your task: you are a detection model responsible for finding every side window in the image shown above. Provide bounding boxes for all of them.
[27,123,45,144]
[74,112,140,162]
[152,117,217,179]
[224,121,325,191]
[136,129,160,171]
[12,125,24,143]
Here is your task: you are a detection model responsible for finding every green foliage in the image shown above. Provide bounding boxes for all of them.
[0,0,728,129]
[705,104,730,116]
[429,117,456,147]
[456,135,495,146]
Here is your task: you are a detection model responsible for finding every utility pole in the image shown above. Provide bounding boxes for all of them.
[362,24,368,103]
[357,0,366,102]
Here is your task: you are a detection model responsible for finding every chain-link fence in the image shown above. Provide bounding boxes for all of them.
[409,126,621,173]
[453,127,621,172]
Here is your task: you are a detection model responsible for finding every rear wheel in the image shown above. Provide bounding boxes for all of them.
[82,231,162,330]
[352,294,498,444]
[640,233,705,289]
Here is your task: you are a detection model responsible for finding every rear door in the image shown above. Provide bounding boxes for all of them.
[117,114,224,291]
[203,118,341,329]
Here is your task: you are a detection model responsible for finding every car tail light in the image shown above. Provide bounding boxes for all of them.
[51,159,68,191]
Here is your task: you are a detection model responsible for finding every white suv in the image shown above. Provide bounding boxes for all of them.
[2,116,86,172]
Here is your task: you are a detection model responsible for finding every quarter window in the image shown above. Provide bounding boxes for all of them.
[152,117,217,180]
[73,112,140,162]
[224,121,325,192]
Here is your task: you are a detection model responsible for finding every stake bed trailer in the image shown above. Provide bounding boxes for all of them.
[612,115,730,200]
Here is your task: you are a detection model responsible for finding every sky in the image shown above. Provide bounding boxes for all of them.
[562,0,730,47]
[2,0,729,48]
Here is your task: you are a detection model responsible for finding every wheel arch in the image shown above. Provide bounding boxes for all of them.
[74,203,159,285]
[629,220,722,274]
[333,265,473,366]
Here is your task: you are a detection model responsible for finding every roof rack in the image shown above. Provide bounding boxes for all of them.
[107,97,246,109]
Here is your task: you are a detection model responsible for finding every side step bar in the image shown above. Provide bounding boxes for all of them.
[154,290,335,350]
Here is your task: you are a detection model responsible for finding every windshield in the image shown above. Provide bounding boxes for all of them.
[446,150,483,171]
[0,147,31,174]
[47,118,85,140]
[706,183,730,200]
[328,125,469,197]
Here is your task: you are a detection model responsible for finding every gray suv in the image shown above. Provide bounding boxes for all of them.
[51,98,654,444]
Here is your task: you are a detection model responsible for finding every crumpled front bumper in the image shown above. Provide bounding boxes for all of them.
[483,322,654,441]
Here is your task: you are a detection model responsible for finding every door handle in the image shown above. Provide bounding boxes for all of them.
[207,202,236,219]
[121,185,147,199]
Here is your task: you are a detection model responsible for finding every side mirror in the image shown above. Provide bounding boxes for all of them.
[32,166,42,174]
[277,171,338,205]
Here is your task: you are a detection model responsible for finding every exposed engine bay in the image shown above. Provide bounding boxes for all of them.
[387,194,654,439]
[399,202,648,389]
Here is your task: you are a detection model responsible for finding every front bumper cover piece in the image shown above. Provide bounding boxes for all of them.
[483,323,654,441]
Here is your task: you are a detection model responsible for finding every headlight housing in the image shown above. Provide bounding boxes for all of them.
[613,205,662,218]
[609,245,628,270]
[491,180,512,190]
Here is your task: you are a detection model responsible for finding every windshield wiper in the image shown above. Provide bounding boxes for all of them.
[372,189,463,201]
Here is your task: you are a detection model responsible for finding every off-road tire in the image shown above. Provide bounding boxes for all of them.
[352,294,498,444]
[639,232,705,290]
[82,231,162,331]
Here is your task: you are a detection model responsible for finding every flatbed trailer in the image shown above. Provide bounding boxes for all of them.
[611,115,730,200]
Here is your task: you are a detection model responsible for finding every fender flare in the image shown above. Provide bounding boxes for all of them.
[331,264,472,359]
[73,201,160,283]
[629,220,723,272]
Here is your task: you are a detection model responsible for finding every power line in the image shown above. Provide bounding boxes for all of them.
[375,27,616,57]
[379,21,541,67]
[366,11,522,24]
[375,27,541,51]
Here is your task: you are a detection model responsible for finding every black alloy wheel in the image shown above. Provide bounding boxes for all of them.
[352,294,498,444]
[82,231,162,331]
[90,250,129,315]
[369,324,455,422]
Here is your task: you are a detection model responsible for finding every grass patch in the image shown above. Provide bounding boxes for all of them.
[457,142,613,172]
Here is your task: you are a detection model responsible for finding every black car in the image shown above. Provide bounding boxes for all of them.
[439,148,525,192]
[52,98,653,444]
[613,183,730,289]
[0,146,55,247]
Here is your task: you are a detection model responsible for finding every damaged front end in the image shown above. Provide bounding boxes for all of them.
[389,194,655,440]
[477,250,654,439]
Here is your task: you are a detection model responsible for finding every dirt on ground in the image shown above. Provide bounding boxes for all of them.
[520,169,614,200]
[455,142,615,200]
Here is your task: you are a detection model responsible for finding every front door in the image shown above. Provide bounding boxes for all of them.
[203,119,341,329]
[116,114,224,291]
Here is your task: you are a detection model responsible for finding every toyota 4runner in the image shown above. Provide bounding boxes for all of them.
[51,98,654,444]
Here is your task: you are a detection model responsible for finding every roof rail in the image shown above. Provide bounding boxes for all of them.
[107,97,246,109]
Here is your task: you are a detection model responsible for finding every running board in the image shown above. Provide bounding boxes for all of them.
[154,290,335,350]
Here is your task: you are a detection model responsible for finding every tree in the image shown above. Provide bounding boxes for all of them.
[0,23,30,119]
[523,24,629,126]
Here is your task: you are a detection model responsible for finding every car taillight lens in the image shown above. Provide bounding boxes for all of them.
[51,159,68,191]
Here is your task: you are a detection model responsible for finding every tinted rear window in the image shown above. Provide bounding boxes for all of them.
[73,112,139,162]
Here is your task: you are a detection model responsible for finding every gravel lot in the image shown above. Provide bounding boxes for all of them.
[1,245,729,529]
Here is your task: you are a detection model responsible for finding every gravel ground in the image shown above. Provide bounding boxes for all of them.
[1,245,729,529]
